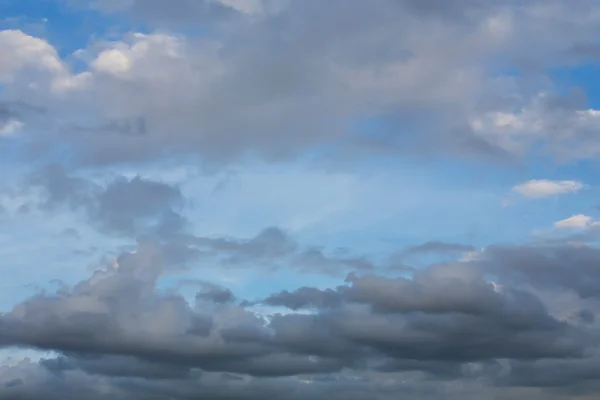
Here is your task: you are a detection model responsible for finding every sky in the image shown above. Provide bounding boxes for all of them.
[5,0,600,399]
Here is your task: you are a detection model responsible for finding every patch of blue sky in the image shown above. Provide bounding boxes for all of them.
[0,348,57,366]
[158,265,344,307]
[520,157,600,224]
[0,136,29,167]
[0,205,131,309]
[178,159,514,256]
[549,63,600,108]
[0,0,147,69]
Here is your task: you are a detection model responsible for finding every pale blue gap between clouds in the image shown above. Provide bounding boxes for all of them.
[0,157,596,307]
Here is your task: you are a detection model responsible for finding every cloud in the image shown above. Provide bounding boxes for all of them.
[94,176,186,237]
[193,282,236,305]
[18,169,376,274]
[3,1,600,167]
[29,164,96,211]
[83,0,242,27]
[470,90,600,163]
[554,214,594,229]
[0,101,41,138]
[27,165,187,237]
[0,30,65,81]
[0,119,23,137]
[176,227,375,275]
[261,286,342,310]
[480,243,600,299]
[399,241,476,258]
[511,179,585,198]
[1,237,598,399]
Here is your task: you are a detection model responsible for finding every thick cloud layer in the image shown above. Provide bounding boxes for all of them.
[2,234,600,399]
[3,1,600,166]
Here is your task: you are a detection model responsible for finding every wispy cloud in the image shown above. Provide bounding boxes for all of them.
[512,179,586,198]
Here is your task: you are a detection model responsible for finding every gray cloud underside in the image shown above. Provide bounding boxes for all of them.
[2,236,600,399]
[28,164,187,237]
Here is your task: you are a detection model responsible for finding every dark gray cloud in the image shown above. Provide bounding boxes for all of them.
[193,281,236,305]
[262,286,342,310]
[2,238,600,399]
[28,165,187,237]
[41,353,194,380]
[0,101,44,130]
[94,176,186,236]
[479,243,600,299]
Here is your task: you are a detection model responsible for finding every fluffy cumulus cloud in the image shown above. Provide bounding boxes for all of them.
[4,0,600,399]
[1,0,600,166]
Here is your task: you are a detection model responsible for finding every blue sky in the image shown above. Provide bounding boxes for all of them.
[3,1,600,399]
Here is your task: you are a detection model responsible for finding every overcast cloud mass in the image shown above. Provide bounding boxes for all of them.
[4,0,600,399]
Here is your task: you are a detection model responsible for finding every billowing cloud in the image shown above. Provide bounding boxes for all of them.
[2,1,600,166]
[27,165,187,237]
[1,237,600,399]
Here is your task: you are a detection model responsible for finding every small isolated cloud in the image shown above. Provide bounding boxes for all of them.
[512,179,585,198]
[554,214,593,229]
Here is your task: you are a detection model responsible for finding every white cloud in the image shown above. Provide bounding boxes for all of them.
[459,249,483,262]
[91,48,132,75]
[89,33,183,77]
[469,92,600,162]
[0,29,65,81]
[554,214,593,229]
[512,179,585,198]
[0,119,23,136]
